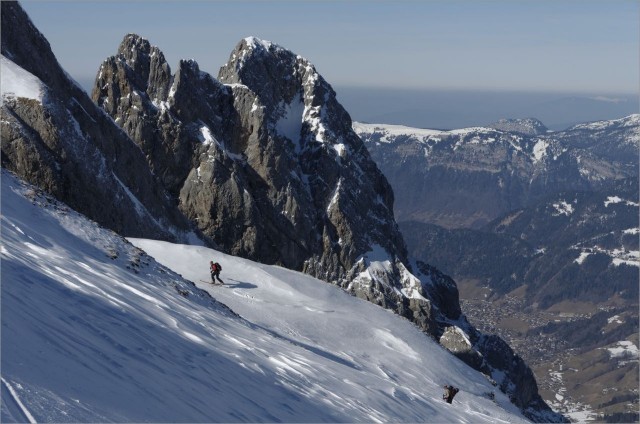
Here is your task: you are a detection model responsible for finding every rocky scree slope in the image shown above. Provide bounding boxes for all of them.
[0,2,191,241]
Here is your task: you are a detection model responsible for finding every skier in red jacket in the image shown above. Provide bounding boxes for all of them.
[210,261,224,284]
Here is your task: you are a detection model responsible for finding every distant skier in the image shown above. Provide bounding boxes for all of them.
[210,261,223,284]
[443,385,459,404]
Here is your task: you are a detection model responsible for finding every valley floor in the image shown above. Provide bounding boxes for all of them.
[457,279,639,423]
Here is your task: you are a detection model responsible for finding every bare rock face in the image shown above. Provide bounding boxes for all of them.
[1,3,190,241]
[92,35,228,197]
[217,38,407,280]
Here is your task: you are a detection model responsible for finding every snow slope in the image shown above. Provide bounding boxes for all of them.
[1,170,528,423]
[1,55,44,102]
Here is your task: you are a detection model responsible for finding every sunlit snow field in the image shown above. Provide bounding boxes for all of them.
[1,171,527,423]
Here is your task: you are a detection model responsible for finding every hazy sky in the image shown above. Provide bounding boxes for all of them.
[19,0,639,95]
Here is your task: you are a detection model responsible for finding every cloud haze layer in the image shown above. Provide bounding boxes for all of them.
[20,0,638,94]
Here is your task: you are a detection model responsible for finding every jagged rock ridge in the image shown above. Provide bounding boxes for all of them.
[0,2,191,241]
[93,33,451,370]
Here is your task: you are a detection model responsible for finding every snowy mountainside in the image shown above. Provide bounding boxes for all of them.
[356,115,639,229]
[1,170,529,423]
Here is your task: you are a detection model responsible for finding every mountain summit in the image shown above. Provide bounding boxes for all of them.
[217,36,409,279]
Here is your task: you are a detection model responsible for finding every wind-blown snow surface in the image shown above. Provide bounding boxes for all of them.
[0,55,44,102]
[1,171,528,423]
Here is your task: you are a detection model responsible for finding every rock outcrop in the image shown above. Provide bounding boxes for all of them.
[1,2,191,241]
[93,35,420,312]
[488,117,549,136]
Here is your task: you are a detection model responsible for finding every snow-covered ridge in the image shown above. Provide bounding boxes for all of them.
[355,115,640,142]
[566,114,640,147]
[353,121,505,145]
[568,114,640,131]
[244,35,276,52]
[353,121,523,149]
[1,55,44,103]
[354,121,549,162]
[227,36,293,71]
[1,170,528,423]
[353,122,446,142]
[355,116,640,171]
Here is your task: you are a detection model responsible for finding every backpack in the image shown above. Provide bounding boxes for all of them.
[214,262,221,272]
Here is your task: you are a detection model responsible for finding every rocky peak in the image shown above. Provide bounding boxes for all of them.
[112,34,171,99]
[117,34,153,85]
[218,37,352,147]
[94,34,172,108]
[170,59,233,130]
[214,37,406,277]
[1,3,191,241]
[92,35,236,196]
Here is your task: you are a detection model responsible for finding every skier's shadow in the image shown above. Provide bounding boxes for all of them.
[225,279,257,289]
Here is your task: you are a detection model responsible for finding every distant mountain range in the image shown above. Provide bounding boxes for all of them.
[356,115,638,229]
[356,115,639,421]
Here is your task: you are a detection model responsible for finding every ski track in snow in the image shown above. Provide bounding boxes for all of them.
[1,378,36,424]
[1,170,529,423]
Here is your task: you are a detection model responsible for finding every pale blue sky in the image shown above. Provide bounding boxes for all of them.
[19,0,639,95]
